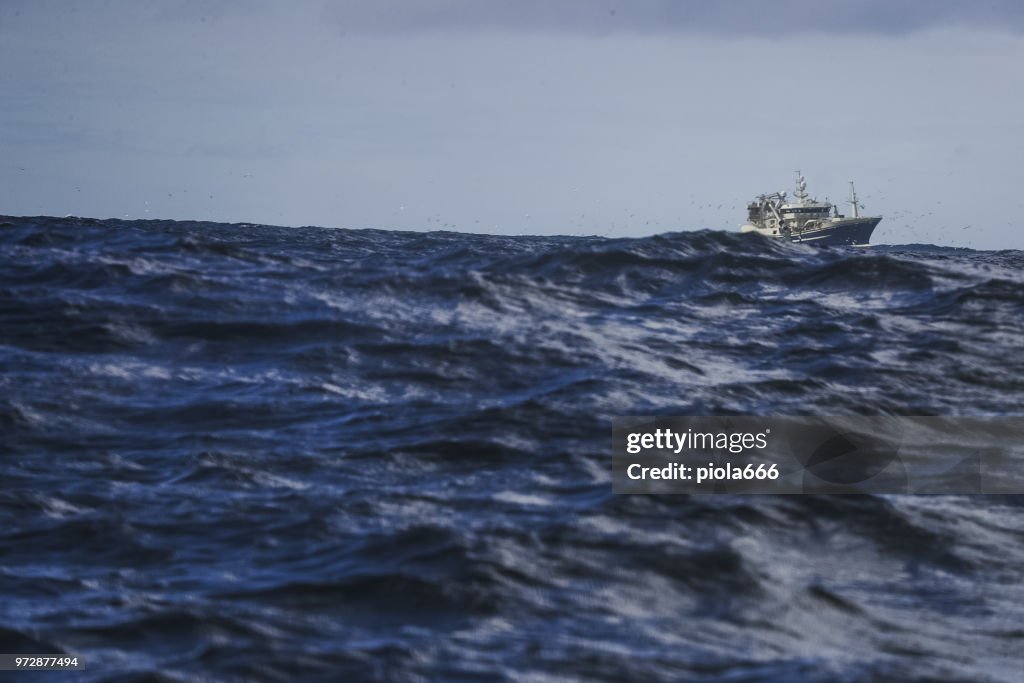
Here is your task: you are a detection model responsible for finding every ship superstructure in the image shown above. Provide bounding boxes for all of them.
[740,172,881,246]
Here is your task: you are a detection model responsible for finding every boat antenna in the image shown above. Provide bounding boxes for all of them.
[848,181,860,218]
[794,170,809,204]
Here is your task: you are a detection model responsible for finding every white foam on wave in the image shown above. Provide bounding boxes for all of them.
[88,360,172,380]
[493,491,551,507]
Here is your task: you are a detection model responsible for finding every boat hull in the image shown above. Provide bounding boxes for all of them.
[788,217,881,246]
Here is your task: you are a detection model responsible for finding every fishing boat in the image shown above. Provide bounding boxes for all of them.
[740,172,881,246]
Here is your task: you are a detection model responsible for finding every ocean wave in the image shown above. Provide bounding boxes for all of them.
[2,215,1024,681]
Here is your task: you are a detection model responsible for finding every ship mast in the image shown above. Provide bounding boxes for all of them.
[794,170,809,205]
[848,181,860,218]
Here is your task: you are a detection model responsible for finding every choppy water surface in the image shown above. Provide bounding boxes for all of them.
[2,215,1024,682]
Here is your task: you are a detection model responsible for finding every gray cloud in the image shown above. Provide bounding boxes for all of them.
[7,0,1019,37]
[319,0,1024,35]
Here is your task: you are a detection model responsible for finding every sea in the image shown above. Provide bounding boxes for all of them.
[2,215,1023,682]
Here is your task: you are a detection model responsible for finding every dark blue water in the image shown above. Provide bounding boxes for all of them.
[2,215,1024,682]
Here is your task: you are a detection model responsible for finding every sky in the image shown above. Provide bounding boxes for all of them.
[1,0,1023,248]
